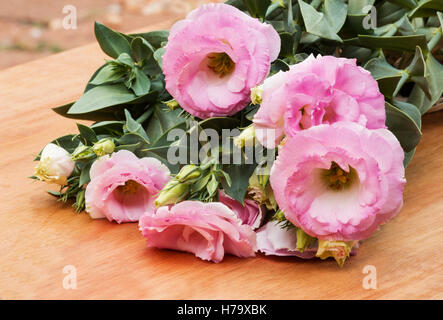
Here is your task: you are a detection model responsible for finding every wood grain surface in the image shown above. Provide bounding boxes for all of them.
[0,22,442,300]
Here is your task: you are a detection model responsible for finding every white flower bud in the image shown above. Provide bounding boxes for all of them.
[233,125,256,149]
[34,143,75,185]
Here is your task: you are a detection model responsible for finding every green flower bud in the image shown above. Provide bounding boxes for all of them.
[93,138,115,157]
[316,240,356,267]
[176,164,201,182]
[250,84,264,105]
[72,144,95,161]
[155,182,189,207]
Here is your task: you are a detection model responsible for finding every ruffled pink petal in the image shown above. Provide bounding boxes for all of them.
[139,201,257,263]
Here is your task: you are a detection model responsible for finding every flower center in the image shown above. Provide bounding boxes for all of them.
[322,162,357,191]
[117,180,142,195]
[207,52,235,78]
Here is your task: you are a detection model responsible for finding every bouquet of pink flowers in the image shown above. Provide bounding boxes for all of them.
[32,1,443,266]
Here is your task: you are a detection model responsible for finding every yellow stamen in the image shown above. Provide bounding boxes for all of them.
[117,180,141,195]
[207,52,235,78]
[323,162,356,190]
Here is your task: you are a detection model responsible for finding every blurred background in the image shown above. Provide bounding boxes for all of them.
[0,0,223,69]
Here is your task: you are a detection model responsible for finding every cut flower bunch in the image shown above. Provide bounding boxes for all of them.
[32,1,443,266]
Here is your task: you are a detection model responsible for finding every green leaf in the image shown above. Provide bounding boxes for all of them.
[94,22,131,59]
[377,2,407,25]
[116,52,134,67]
[90,121,124,135]
[128,30,169,49]
[391,0,418,10]
[364,56,403,98]
[403,148,416,167]
[79,161,92,186]
[392,100,422,129]
[131,68,151,96]
[225,0,247,11]
[89,64,125,86]
[242,0,271,18]
[153,47,166,68]
[270,59,290,75]
[355,34,428,52]
[123,109,150,143]
[279,32,296,57]
[298,0,342,42]
[401,46,431,99]
[407,51,443,114]
[385,102,422,152]
[53,103,125,121]
[145,104,188,142]
[409,0,443,18]
[77,123,98,145]
[84,63,107,93]
[138,104,189,173]
[68,83,155,115]
[221,161,257,204]
[131,37,154,63]
[323,0,348,33]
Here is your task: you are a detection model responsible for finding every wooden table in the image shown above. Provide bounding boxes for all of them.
[0,22,442,300]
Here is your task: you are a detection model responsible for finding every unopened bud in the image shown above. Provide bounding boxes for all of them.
[93,138,115,156]
[250,84,264,105]
[155,182,189,207]
[176,164,201,182]
[34,143,75,185]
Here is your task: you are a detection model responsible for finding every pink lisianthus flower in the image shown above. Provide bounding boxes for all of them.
[253,55,386,148]
[139,201,257,263]
[162,3,280,119]
[270,122,406,241]
[218,190,264,230]
[85,150,170,223]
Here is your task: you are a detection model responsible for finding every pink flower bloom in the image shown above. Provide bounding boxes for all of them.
[270,122,406,241]
[256,221,317,258]
[253,55,386,148]
[162,3,280,119]
[85,150,170,223]
[139,201,257,263]
[218,190,264,230]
